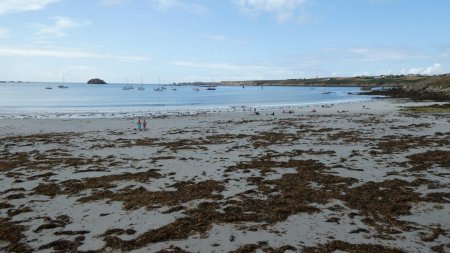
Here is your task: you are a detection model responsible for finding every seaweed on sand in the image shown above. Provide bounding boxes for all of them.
[33,169,162,196]
[407,150,450,171]
[303,240,406,253]
[0,218,32,253]
[78,180,224,210]
[374,135,448,154]
[229,241,296,253]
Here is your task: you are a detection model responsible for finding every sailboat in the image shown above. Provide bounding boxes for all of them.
[122,85,133,90]
[45,84,52,90]
[138,77,145,90]
[122,77,134,90]
[58,75,68,88]
[205,75,217,90]
[154,77,164,91]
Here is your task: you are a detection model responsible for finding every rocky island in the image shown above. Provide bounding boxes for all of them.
[87,78,107,84]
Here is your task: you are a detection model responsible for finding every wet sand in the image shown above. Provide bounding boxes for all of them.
[0,99,449,252]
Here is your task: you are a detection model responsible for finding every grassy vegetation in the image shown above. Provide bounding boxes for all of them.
[401,103,450,113]
[222,74,438,87]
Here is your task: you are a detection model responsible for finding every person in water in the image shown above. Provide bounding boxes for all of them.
[143,119,147,130]
[136,117,142,131]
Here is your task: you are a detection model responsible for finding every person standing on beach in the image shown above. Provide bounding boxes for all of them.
[137,117,142,131]
[143,119,147,131]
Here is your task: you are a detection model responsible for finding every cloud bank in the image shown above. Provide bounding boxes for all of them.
[0,0,59,15]
[401,63,443,75]
[150,0,209,14]
[233,0,309,23]
[0,28,10,39]
[0,47,148,62]
[34,16,92,37]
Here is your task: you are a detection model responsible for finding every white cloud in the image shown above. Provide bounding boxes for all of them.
[401,63,443,75]
[233,0,309,23]
[0,46,148,62]
[354,71,370,77]
[150,0,209,14]
[117,55,149,62]
[205,34,248,44]
[151,0,178,9]
[34,16,92,37]
[170,60,303,81]
[208,34,226,42]
[0,47,100,58]
[376,69,394,76]
[0,0,59,15]
[322,47,423,62]
[171,60,267,71]
[348,47,415,61]
[100,0,127,6]
[67,65,96,71]
[0,28,10,39]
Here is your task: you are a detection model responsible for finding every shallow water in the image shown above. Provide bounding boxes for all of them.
[0,83,371,118]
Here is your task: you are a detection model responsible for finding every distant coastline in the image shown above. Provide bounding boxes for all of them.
[218,74,450,100]
[219,73,448,87]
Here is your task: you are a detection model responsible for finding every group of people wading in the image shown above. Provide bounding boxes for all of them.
[135,117,147,131]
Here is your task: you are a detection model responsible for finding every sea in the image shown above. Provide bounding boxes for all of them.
[0,83,372,119]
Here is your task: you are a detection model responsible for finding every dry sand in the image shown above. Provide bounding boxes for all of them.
[0,99,449,252]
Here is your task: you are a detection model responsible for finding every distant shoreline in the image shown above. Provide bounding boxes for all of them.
[2,73,449,87]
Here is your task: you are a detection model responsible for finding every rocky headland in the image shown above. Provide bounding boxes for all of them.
[220,74,450,101]
[364,75,450,101]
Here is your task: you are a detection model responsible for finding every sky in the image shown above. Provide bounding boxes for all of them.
[0,0,450,83]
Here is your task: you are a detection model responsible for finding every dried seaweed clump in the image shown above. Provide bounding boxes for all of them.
[79,180,224,210]
[375,135,433,153]
[102,202,222,251]
[303,240,406,253]
[407,150,450,171]
[342,179,420,219]
[38,237,85,252]
[0,218,31,253]
[250,131,297,148]
[33,169,162,197]
[229,241,296,253]
[327,130,364,143]
[226,159,357,223]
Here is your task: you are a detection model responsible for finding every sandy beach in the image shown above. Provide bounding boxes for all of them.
[0,98,449,252]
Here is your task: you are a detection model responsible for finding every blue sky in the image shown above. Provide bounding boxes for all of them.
[1,0,450,83]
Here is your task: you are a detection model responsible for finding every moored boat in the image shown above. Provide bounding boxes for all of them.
[122,85,134,90]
